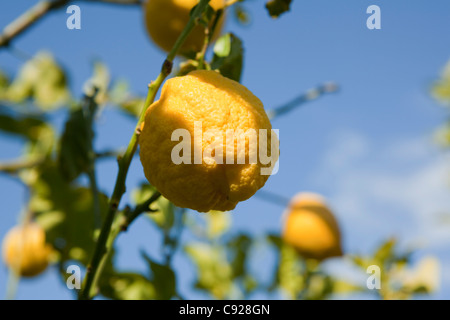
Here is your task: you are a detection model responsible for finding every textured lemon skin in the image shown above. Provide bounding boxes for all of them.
[2,223,52,277]
[139,70,277,212]
[282,193,342,261]
[144,0,225,53]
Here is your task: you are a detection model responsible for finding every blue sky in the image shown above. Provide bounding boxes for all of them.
[0,0,449,299]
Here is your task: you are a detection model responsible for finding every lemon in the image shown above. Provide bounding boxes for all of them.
[282,193,342,261]
[2,223,52,277]
[143,0,226,54]
[139,70,278,212]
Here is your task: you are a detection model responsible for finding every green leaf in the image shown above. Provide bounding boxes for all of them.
[185,243,234,299]
[211,33,244,82]
[58,109,90,181]
[266,0,293,18]
[435,122,450,147]
[0,69,10,99]
[83,61,110,105]
[276,244,304,298]
[142,252,176,300]
[100,272,156,300]
[266,233,283,249]
[58,94,98,181]
[234,4,251,25]
[30,163,108,266]
[205,210,231,239]
[197,4,217,28]
[432,60,450,103]
[227,233,251,279]
[0,112,55,158]
[6,51,70,110]
[373,238,397,265]
[0,113,46,141]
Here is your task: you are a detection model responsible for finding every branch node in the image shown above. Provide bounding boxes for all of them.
[162,59,173,75]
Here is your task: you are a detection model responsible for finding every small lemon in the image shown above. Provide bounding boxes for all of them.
[2,223,53,277]
[144,0,226,54]
[139,70,279,212]
[282,193,342,261]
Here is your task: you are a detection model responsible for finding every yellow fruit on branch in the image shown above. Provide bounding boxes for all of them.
[2,223,53,277]
[282,193,342,261]
[139,70,279,212]
[143,0,226,54]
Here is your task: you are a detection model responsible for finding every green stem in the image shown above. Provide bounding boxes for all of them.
[78,0,212,300]
[84,90,102,230]
[89,191,161,297]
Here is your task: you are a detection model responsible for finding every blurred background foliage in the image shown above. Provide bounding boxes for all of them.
[0,0,446,300]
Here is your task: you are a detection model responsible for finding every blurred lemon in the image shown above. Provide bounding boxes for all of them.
[282,193,342,261]
[144,0,226,54]
[2,223,53,277]
[139,70,278,212]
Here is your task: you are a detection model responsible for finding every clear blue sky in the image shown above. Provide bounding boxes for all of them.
[0,0,449,299]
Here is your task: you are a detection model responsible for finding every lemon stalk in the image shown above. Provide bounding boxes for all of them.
[78,0,213,300]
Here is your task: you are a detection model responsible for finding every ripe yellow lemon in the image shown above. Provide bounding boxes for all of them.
[139,70,279,212]
[2,223,52,277]
[144,0,226,54]
[282,193,342,261]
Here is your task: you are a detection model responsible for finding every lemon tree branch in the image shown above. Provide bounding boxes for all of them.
[268,82,339,120]
[0,0,68,48]
[78,0,212,300]
[0,0,141,49]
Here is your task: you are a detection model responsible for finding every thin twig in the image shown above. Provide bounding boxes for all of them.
[121,191,161,231]
[268,82,339,120]
[0,0,142,49]
[0,157,45,174]
[254,189,290,208]
[80,88,102,230]
[78,0,213,300]
[0,0,69,48]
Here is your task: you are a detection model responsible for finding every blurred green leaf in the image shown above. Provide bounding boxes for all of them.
[234,4,251,25]
[266,0,292,18]
[197,4,217,28]
[227,233,251,279]
[0,112,46,141]
[435,122,450,147]
[332,279,366,294]
[0,70,10,99]
[0,111,55,159]
[373,238,397,265]
[185,242,234,299]
[142,252,176,300]
[205,210,231,239]
[29,163,108,266]
[58,109,91,181]
[100,272,156,300]
[211,33,244,82]
[6,51,70,110]
[432,60,450,104]
[83,61,110,105]
[277,244,304,299]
